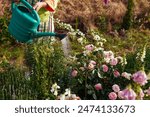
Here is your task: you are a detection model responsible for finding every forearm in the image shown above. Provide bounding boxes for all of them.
[12,0,59,12]
[34,0,57,12]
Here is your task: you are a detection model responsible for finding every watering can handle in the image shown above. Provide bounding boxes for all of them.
[11,0,40,23]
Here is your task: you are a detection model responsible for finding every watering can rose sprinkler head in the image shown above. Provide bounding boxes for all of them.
[55,33,67,40]
[8,0,67,43]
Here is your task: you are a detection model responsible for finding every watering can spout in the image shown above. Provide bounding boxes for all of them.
[35,32,67,40]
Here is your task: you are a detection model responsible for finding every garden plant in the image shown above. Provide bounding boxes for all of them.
[0,0,150,100]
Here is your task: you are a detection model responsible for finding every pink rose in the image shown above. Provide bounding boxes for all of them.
[88,62,96,70]
[103,51,114,63]
[132,71,148,86]
[90,60,96,65]
[85,44,94,51]
[110,58,118,66]
[119,88,137,100]
[118,91,124,99]
[102,64,108,72]
[103,51,114,58]
[121,72,131,80]
[112,84,120,92]
[108,92,117,100]
[113,70,120,77]
[87,60,96,70]
[71,70,78,77]
[94,83,102,91]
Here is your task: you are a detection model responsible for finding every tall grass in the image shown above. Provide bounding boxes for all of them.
[0,69,32,100]
[0,40,68,100]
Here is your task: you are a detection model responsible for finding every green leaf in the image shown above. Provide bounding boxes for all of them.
[78,78,83,84]
[86,84,93,89]
[92,93,97,100]
[87,90,93,95]
[92,69,96,75]
[97,72,102,78]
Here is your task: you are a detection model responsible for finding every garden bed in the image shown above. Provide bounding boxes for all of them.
[0,0,150,100]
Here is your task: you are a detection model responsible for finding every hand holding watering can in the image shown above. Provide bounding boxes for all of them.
[13,0,47,11]
[9,0,66,43]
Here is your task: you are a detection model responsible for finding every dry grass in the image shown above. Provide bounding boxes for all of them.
[56,0,104,31]
[0,0,149,31]
[0,0,10,16]
[56,0,127,30]
[105,1,127,23]
[134,0,150,15]
[56,0,150,31]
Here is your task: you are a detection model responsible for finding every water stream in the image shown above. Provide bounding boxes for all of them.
[61,36,71,57]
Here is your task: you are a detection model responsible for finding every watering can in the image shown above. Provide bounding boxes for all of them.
[8,0,66,43]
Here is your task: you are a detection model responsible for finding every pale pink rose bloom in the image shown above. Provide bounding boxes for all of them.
[90,60,96,65]
[88,63,95,70]
[104,58,110,63]
[103,51,114,58]
[103,51,114,63]
[85,44,94,51]
[94,83,102,91]
[119,88,137,100]
[121,72,131,80]
[71,70,78,77]
[110,58,118,66]
[113,70,120,77]
[108,92,117,100]
[118,91,124,99]
[102,64,108,72]
[112,84,120,92]
[132,71,148,86]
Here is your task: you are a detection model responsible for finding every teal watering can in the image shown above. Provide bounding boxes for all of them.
[8,0,66,43]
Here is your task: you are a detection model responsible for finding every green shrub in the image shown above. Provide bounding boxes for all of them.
[121,0,134,30]
[25,40,67,99]
[145,48,150,73]
[0,11,15,45]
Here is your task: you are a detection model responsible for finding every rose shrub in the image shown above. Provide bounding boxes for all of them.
[55,27,150,100]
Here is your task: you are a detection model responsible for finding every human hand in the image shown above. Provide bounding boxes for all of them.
[33,2,47,11]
